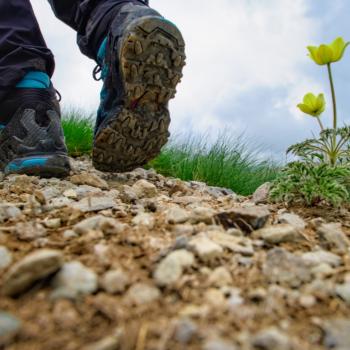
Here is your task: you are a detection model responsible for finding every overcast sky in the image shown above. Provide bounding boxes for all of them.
[31,0,350,158]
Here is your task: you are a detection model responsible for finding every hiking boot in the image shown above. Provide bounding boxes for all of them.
[92,2,186,172]
[0,88,71,177]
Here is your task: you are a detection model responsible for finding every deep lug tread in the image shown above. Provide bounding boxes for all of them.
[93,16,185,173]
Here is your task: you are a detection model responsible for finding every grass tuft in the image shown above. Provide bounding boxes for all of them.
[62,108,94,157]
[61,111,278,195]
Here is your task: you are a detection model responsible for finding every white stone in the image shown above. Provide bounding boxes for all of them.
[317,223,350,254]
[302,250,341,267]
[0,246,12,270]
[100,269,130,294]
[252,182,271,204]
[132,180,157,198]
[277,213,306,231]
[71,195,117,212]
[126,283,160,305]
[165,207,190,224]
[336,283,350,305]
[132,213,155,229]
[3,249,63,296]
[71,172,109,190]
[154,249,194,286]
[0,203,21,223]
[208,267,232,287]
[188,235,223,262]
[74,215,126,235]
[52,261,98,297]
[257,224,302,244]
[14,222,47,241]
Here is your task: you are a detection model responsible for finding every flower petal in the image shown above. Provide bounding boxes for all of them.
[307,46,323,65]
[317,45,333,64]
[297,103,313,115]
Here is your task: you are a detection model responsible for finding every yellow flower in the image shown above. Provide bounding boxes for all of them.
[307,37,349,65]
[297,93,326,117]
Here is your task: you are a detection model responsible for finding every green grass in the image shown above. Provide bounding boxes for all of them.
[62,111,278,195]
[62,108,94,156]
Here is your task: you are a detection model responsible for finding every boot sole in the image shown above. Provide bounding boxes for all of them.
[4,154,71,178]
[93,16,186,172]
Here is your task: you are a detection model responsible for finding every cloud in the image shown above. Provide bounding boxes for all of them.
[30,0,349,156]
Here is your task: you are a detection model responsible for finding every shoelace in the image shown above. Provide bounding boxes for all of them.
[93,64,103,81]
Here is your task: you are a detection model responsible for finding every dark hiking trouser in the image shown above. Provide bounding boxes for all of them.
[0,0,148,102]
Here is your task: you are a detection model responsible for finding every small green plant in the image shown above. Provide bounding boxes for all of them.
[271,37,350,206]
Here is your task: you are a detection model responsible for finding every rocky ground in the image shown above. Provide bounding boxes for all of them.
[0,158,350,350]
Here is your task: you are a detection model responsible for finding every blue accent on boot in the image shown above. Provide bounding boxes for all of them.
[5,157,48,173]
[97,37,108,64]
[16,71,50,89]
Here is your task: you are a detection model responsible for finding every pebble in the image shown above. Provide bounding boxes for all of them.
[252,182,271,204]
[207,231,254,256]
[71,195,117,212]
[208,266,232,287]
[3,249,63,296]
[215,206,270,232]
[251,327,292,350]
[71,172,109,190]
[189,207,215,224]
[317,223,350,254]
[154,249,194,286]
[14,222,47,241]
[256,224,302,244]
[299,294,317,308]
[131,213,155,229]
[42,218,61,229]
[172,224,195,236]
[277,212,306,230]
[51,261,98,298]
[203,338,237,350]
[263,248,311,287]
[188,235,223,262]
[0,246,12,270]
[0,203,21,223]
[74,215,126,235]
[165,206,190,224]
[335,282,350,305]
[302,250,341,267]
[132,179,157,198]
[0,311,21,346]
[100,269,130,294]
[174,318,198,344]
[125,283,160,305]
[323,319,350,350]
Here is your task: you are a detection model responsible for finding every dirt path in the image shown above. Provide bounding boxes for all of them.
[0,158,350,350]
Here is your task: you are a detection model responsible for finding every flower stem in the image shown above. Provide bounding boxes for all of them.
[327,63,337,129]
[316,117,324,131]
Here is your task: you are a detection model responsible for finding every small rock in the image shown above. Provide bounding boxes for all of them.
[248,288,267,302]
[302,250,341,267]
[100,269,130,294]
[119,185,138,203]
[215,206,270,232]
[188,235,223,262]
[252,182,271,204]
[0,311,21,346]
[14,222,47,241]
[43,218,61,229]
[207,231,254,256]
[165,207,190,224]
[132,213,155,229]
[71,195,117,212]
[154,249,194,286]
[323,319,350,350]
[126,283,160,305]
[252,327,292,350]
[63,230,78,239]
[0,246,12,270]
[189,207,215,224]
[71,172,109,190]
[206,186,236,199]
[0,203,21,223]
[3,249,63,296]
[74,215,126,235]
[317,223,350,254]
[256,224,302,244]
[63,188,78,199]
[208,267,232,287]
[132,179,157,198]
[311,263,335,278]
[263,248,312,287]
[336,282,350,304]
[174,318,198,344]
[203,338,237,350]
[299,294,316,308]
[277,213,306,230]
[204,288,226,308]
[51,261,98,298]
[172,224,195,236]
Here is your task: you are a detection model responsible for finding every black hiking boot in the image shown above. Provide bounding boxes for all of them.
[92,2,186,172]
[0,88,70,177]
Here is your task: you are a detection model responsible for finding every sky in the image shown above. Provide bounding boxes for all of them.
[31,0,350,159]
